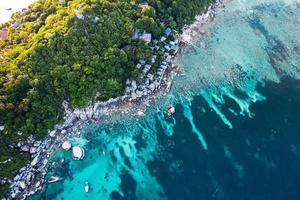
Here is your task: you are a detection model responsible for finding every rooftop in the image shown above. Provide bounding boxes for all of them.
[0,29,8,40]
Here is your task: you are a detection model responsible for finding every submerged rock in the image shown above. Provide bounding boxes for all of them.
[48,176,62,183]
[167,106,175,116]
[137,110,145,116]
[72,146,85,160]
[62,141,72,151]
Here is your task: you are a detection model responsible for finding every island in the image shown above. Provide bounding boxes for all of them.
[0,0,215,198]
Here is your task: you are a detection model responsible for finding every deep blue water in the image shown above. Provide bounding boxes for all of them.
[147,77,300,200]
[29,0,300,199]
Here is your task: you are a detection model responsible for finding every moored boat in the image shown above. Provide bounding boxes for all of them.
[48,176,62,183]
[85,181,89,193]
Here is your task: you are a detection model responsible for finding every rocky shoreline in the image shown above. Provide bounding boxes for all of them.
[5,0,229,199]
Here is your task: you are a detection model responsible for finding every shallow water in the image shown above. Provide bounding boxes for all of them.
[29,0,300,199]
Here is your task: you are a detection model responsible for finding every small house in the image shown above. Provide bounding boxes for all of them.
[0,29,8,41]
[136,63,142,69]
[75,7,84,19]
[160,36,166,42]
[12,21,21,28]
[138,2,150,13]
[164,28,172,36]
[140,32,152,43]
[93,17,100,23]
[164,45,171,52]
[132,29,140,40]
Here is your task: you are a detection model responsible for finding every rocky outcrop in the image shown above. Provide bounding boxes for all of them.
[5,0,229,198]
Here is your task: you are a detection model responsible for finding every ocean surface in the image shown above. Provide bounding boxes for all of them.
[30,0,300,199]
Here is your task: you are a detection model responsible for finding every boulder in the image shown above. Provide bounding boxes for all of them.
[17,142,22,147]
[17,131,23,136]
[131,92,137,100]
[35,181,41,188]
[136,90,143,97]
[148,84,155,91]
[21,145,29,152]
[19,167,26,173]
[167,106,175,116]
[19,181,26,190]
[62,141,71,151]
[29,147,37,154]
[131,81,137,91]
[25,173,32,184]
[72,146,85,160]
[49,130,56,137]
[13,175,20,181]
[31,156,40,166]
[137,110,145,116]
[45,140,52,149]
[43,159,48,166]
[11,189,20,198]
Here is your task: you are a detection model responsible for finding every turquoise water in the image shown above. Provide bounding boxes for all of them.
[30,0,300,199]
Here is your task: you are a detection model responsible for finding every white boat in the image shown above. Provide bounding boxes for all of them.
[85,181,89,193]
[48,176,62,183]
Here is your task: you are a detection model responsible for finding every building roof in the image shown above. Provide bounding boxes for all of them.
[12,21,21,28]
[139,32,152,43]
[164,27,172,36]
[0,29,8,41]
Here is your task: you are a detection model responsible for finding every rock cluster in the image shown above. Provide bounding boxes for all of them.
[5,0,228,198]
[6,125,78,199]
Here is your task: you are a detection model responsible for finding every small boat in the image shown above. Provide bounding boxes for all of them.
[48,176,62,183]
[85,181,89,193]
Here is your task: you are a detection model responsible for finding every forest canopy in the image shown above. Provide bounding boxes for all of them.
[0,0,212,196]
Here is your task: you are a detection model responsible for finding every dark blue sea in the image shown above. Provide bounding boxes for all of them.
[29,0,300,199]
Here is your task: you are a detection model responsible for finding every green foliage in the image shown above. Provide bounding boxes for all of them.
[0,0,213,197]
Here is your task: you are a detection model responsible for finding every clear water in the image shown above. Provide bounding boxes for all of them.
[29,0,300,199]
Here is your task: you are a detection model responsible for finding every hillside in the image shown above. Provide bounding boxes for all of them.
[0,0,212,196]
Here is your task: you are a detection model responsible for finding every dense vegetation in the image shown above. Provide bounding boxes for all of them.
[0,0,213,196]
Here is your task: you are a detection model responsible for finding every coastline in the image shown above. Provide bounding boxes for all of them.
[5,0,230,199]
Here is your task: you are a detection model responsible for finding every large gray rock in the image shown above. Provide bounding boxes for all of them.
[19,181,26,190]
[35,181,41,188]
[29,147,37,154]
[13,175,20,181]
[148,84,155,91]
[49,130,56,137]
[25,173,32,184]
[21,145,29,152]
[31,156,40,166]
